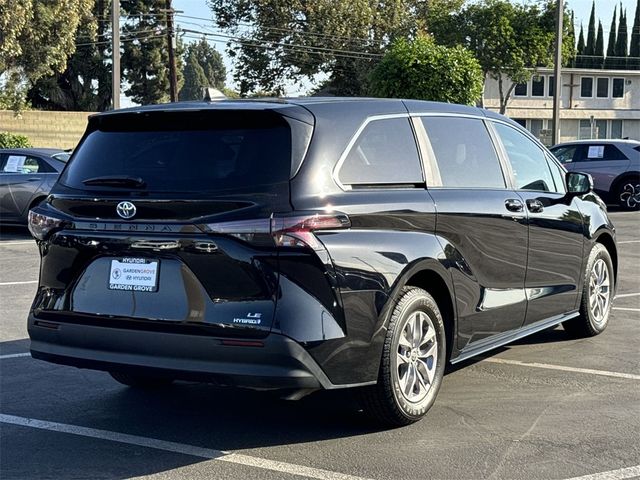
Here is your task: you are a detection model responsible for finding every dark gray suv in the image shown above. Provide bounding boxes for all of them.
[550,140,640,210]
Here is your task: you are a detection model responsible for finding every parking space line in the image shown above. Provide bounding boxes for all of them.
[615,292,640,298]
[483,358,640,380]
[0,414,372,480]
[613,307,640,312]
[0,241,34,246]
[617,240,640,244]
[0,353,30,360]
[0,280,37,286]
[563,464,640,480]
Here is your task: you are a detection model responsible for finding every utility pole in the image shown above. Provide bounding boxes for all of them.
[112,0,120,110]
[166,0,178,102]
[552,0,563,145]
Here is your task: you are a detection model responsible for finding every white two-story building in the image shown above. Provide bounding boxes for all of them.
[483,67,640,145]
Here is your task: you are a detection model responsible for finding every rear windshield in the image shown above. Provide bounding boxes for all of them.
[61,111,292,193]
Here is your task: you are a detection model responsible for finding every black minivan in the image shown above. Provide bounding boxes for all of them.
[28,98,617,426]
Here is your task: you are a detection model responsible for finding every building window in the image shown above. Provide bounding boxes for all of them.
[595,120,607,139]
[580,77,593,97]
[548,76,555,97]
[579,119,592,139]
[512,118,527,128]
[596,78,609,98]
[529,119,543,138]
[611,120,623,139]
[612,78,624,98]
[531,76,545,96]
[514,82,528,96]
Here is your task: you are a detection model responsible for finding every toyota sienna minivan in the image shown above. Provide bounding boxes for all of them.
[28,98,617,426]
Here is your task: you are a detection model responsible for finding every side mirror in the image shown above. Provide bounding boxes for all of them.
[566,172,593,195]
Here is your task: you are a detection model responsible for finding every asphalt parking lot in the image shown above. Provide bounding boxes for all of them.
[1,210,639,480]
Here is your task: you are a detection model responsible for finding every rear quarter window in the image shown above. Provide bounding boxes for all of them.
[337,117,423,187]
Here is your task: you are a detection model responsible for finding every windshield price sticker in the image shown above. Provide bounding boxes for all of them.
[109,258,159,292]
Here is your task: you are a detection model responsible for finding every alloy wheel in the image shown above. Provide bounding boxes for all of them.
[619,182,640,209]
[589,258,610,325]
[396,311,438,403]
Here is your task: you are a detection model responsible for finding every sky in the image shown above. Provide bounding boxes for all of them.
[170,0,637,96]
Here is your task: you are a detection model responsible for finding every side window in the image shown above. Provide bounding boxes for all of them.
[493,123,557,193]
[547,156,566,194]
[421,117,505,189]
[0,155,53,174]
[550,145,577,164]
[576,145,629,161]
[338,118,423,186]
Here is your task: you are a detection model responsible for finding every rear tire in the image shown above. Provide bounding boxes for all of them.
[563,243,614,338]
[614,176,640,210]
[358,287,446,427]
[109,371,174,389]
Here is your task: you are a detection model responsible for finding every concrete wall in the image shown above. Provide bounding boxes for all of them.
[0,110,94,149]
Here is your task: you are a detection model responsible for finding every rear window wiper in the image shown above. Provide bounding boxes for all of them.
[82,175,146,188]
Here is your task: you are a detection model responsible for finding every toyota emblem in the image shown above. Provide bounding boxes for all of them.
[116,201,137,219]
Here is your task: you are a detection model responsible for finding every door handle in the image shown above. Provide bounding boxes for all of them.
[505,199,524,212]
[27,177,42,182]
[527,199,544,213]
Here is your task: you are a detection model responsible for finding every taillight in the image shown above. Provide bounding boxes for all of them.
[28,210,67,240]
[203,213,350,249]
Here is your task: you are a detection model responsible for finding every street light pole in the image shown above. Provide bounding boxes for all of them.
[552,0,563,145]
[112,0,120,110]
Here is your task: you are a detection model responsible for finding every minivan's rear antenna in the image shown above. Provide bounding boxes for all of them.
[203,88,226,101]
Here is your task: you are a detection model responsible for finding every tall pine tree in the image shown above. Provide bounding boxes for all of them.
[615,5,629,68]
[568,11,577,67]
[577,24,586,67]
[605,6,618,69]
[629,0,640,69]
[584,1,597,68]
[595,20,605,68]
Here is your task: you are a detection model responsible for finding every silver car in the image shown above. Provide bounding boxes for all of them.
[0,148,70,225]
[549,139,640,210]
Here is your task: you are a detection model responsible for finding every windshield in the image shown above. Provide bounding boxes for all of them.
[61,111,292,193]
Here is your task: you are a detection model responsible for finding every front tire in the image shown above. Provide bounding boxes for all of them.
[563,243,614,338]
[358,287,446,427]
[109,371,174,389]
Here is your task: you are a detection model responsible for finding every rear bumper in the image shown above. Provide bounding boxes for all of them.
[28,313,338,391]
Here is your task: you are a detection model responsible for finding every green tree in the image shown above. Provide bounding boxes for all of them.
[605,6,618,69]
[179,38,226,100]
[207,0,463,96]
[121,0,183,105]
[27,0,112,111]
[568,11,576,67]
[368,35,483,105]
[615,6,629,68]
[594,21,605,69]
[180,52,209,101]
[0,0,94,110]
[630,0,640,69]
[584,1,596,68]
[576,24,586,67]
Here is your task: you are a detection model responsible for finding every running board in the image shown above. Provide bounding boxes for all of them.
[451,311,580,364]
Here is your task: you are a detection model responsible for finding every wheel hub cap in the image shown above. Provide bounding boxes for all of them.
[396,311,438,403]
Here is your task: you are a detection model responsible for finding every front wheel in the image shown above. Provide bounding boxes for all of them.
[358,287,446,427]
[563,243,614,338]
